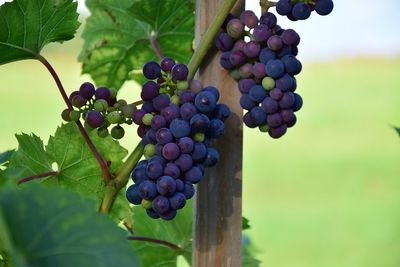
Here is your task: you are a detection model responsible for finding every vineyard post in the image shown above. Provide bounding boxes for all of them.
[193,0,245,266]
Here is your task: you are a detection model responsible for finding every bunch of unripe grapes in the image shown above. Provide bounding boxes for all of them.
[62,83,137,139]
[216,10,304,138]
[126,58,230,220]
[276,0,334,20]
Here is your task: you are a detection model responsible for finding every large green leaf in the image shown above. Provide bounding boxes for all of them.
[0,0,80,64]
[0,184,139,267]
[130,202,192,267]
[0,150,14,167]
[80,0,195,90]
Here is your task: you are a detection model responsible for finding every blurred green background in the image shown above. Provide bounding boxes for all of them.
[1,8,400,267]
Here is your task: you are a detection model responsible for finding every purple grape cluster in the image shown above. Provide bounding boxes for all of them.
[126,59,230,220]
[62,83,136,139]
[276,0,333,21]
[216,10,304,138]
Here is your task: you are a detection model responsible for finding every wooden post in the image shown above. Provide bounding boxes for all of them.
[193,1,244,266]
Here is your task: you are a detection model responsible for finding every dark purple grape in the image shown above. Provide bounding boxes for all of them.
[260,12,277,28]
[213,104,231,121]
[293,93,303,111]
[315,0,334,15]
[279,92,295,109]
[175,154,193,172]
[170,119,191,138]
[292,3,311,20]
[215,33,234,51]
[169,193,186,210]
[240,94,257,110]
[240,10,258,28]
[280,109,295,123]
[249,85,267,103]
[160,57,176,72]
[269,124,287,138]
[252,24,272,42]
[276,0,293,15]
[178,137,194,154]
[250,107,267,125]
[265,59,285,79]
[141,81,159,101]
[142,101,155,113]
[137,125,148,138]
[139,180,157,200]
[143,61,161,79]
[86,110,104,128]
[267,113,283,128]
[160,209,177,220]
[204,86,220,102]
[156,128,173,145]
[203,148,220,167]
[191,142,207,162]
[151,115,167,130]
[175,179,184,192]
[183,182,195,199]
[95,87,111,101]
[149,155,166,166]
[171,64,189,81]
[252,63,267,79]
[146,160,163,179]
[179,90,196,104]
[184,166,202,184]
[239,63,253,79]
[259,48,277,64]
[244,41,261,58]
[161,104,180,123]
[276,74,295,91]
[282,55,302,75]
[132,164,148,184]
[162,143,181,161]
[71,94,87,108]
[229,50,247,67]
[206,119,225,139]
[287,114,297,127]
[153,95,170,112]
[126,184,142,205]
[220,52,234,69]
[79,82,95,99]
[232,39,246,52]
[238,79,256,94]
[281,29,300,46]
[146,208,160,219]
[157,176,176,196]
[190,114,210,133]
[267,36,283,51]
[155,144,163,156]
[195,91,217,113]
[69,91,80,102]
[152,195,170,214]
[243,112,257,128]
[180,103,198,120]
[164,163,181,179]
[270,88,284,101]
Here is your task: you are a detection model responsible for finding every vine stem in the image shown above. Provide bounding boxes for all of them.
[127,236,183,253]
[17,171,58,185]
[187,0,239,80]
[149,36,164,61]
[37,54,112,183]
[260,0,277,13]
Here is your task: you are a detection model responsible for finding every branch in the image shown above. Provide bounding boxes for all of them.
[150,36,164,61]
[17,171,58,185]
[127,236,184,253]
[187,0,239,80]
[36,54,112,183]
[260,0,277,13]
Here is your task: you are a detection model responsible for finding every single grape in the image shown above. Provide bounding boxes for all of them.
[161,104,180,123]
[282,55,302,75]
[94,99,108,112]
[252,24,272,42]
[280,109,295,123]
[190,114,210,133]
[267,35,283,51]
[276,74,296,91]
[229,50,247,67]
[86,110,104,128]
[269,124,287,138]
[157,176,177,196]
[315,0,334,15]
[265,59,285,79]
[144,144,156,159]
[107,111,121,124]
[240,94,257,110]
[171,64,189,81]
[262,76,276,91]
[170,119,191,138]
[184,166,203,184]
[195,91,217,113]
[249,85,267,102]
[276,0,293,15]
[126,184,142,205]
[97,127,109,138]
[95,87,111,101]
[170,95,180,105]
[203,148,220,167]
[189,80,203,93]
[146,208,160,219]
[215,32,234,51]
[79,82,96,99]
[260,12,277,28]
[240,10,258,28]
[243,112,257,128]
[139,180,158,200]
[239,63,253,79]
[213,104,231,121]
[164,163,181,179]
[152,195,170,214]
[162,143,181,161]
[267,113,283,128]
[61,108,71,121]
[226,18,244,39]
[259,48,277,64]
[180,103,198,120]
[177,137,194,154]
[281,29,300,46]
[151,115,167,130]
[142,113,153,126]
[133,109,146,125]
[238,79,256,94]
[175,154,193,172]
[293,93,303,111]
[183,182,195,199]
[179,90,196,104]
[143,61,162,79]
[252,63,267,79]
[71,94,87,108]
[160,209,177,220]
[193,132,205,142]
[141,81,159,101]
[191,142,207,162]
[156,128,174,145]
[206,119,225,138]
[132,164,149,184]
[244,41,261,58]
[292,3,311,20]
[270,88,284,101]
[69,110,81,122]
[160,57,176,72]
[121,104,136,118]
[279,92,295,109]
[250,106,267,125]
[111,125,125,139]
[220,51,234,69]
[169,193,187,210]
[153,95,170,112]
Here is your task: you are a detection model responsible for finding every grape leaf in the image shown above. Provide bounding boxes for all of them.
[0,0,80,65]
[80,0,195,90]
[0,184,139,267]
[0,150,14,166]
[393,126,400,136]
[130,201,192,266]
[242,216,251,230]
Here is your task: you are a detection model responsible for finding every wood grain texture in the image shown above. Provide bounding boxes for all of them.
[193,1,244,266]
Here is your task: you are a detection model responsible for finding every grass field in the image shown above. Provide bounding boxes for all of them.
[0,45,399,267]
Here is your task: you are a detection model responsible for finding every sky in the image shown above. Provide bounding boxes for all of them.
[1,0,400,61]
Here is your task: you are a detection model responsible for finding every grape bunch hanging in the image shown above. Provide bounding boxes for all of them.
[215,0,333,138]
[126,58,230,220]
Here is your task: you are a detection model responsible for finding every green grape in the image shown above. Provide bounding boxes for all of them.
[177,81,189,91]
[125,119,133,125]
[262,77,275,91]
[118,114,126,124]
[97,127,109,138]
[69,110,81,122]
[144,144,156,159]
[259,124,269,132]
[142,113,153,126]
[111,125,125,139]
[229,69,241,80]
[170,95,180,105]
[94,99,108,112]
[61,109,71,121]
[117,99,127,107]
[141,199,152,209]
[107,111,121,124]
[193,132,205,142]
[121,104,136,118]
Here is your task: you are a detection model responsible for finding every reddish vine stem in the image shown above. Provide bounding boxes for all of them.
[17,171,58,185]
[127,236,183,253]
[149,36,164,61]
[37,54,112,183]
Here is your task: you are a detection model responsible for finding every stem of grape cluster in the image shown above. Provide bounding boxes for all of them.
[187,0,240,80]
[260,0,277,13]
[37,54,112,183]
[150,36,164,61]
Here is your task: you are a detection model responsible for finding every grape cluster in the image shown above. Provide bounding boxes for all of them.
[216,10,304,138]
[62,83,136,139]
[126,59,230,220]
[276,0,333,20]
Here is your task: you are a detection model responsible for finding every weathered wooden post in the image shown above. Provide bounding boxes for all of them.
[193,1,245,266]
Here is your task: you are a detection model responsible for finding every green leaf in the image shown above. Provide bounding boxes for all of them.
[393,126,400,136]
[130,202,192,266]
[0,184,139,267]
[242,216,251,230]
[80,0,195,90]
[0,150,14,166]
[0,0,80,64]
